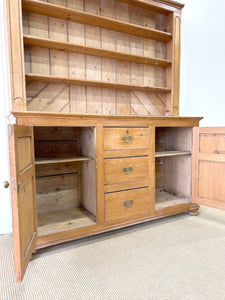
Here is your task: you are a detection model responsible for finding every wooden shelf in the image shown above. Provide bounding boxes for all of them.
[116,0,184,15]
[155,189,190,210]
[26,74,171,94]
[24,35,171,68]
[37,207,96,237]
[155,151,191,158]
[35,157,93,165]
[22,0,172,42]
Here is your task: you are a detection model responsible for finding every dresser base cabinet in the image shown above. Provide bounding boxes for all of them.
[9,113,202,282]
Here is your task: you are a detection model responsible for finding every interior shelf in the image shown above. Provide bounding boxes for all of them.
[26,74,171,93]
[155,189,191,210]
[22,0,172,42]
[24,35,171,68]
[37,207,96,237]
[35,157,93,165]
[155,151,191,158]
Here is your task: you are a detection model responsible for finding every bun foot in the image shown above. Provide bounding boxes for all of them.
[188,209,199,216]
[188,204,200,216]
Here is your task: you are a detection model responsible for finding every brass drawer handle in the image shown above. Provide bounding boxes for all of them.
[124,200,134,208]
[123,167,133,174]
[122,135,133,143]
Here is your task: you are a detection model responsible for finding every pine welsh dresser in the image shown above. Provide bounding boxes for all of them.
[6,0,202,281]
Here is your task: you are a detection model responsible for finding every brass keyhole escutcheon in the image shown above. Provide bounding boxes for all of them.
[123,200,134,208]
[122,130,133,143]
[123,167,133,174]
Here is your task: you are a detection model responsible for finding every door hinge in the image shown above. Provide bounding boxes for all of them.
[8,125,13,137]
[17,181,21,193]
[16,271,21,282]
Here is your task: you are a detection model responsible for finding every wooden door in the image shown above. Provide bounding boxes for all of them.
[8,125,37,282]
[192,127,225,210]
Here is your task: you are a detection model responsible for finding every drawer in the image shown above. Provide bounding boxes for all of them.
[105,187,149,221]
[200,133,225,154]
[104,156,149,185]
[104,127,149,150]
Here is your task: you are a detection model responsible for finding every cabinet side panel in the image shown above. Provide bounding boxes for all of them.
[81,160,96,216]
[7,0,26,111]
[166,12,181,116]
[164,156,191,198]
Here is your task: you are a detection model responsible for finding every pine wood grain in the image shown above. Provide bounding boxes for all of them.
[8,125,37,282]
[105,187,149,221]
[104,127,150,150]
[192,127,225,210]
[22,0,172,42]
[26,73,171,93]
[104,156,149,185]
[38,207,96,236]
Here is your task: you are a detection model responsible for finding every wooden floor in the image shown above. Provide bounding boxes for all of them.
[37,207,96,236]
[155,189,191,210]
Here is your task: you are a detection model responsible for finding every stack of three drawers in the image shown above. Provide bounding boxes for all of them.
[103,127,151,222]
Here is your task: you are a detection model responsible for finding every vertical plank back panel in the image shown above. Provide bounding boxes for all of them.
[11,0,183,115]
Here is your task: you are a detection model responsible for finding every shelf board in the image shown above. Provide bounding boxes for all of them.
[35,156,93,165]
[26,73,171,94]
[24,35,171,68]
[155,151,191,158]
[155,189,190,210]
[22,0,172,42]
[37,207,96,237]
[116,0,175,15]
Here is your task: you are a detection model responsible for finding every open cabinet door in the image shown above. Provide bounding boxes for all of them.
[8,125,37,282]
[192,127,225,210]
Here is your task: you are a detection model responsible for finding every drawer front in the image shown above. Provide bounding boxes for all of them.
[105,187,149,221]
[104,127,149,150]
[200,133,225,154]
[104,156,149,185]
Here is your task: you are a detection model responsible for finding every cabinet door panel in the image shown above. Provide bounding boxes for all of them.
[198,160,225,201]
[192,127,225,210]
[9,125,37,282]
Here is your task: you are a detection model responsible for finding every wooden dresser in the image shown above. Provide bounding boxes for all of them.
[6,0,203,282]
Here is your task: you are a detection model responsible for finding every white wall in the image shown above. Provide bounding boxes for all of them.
[180,0,225,126]
[0,0,224,234]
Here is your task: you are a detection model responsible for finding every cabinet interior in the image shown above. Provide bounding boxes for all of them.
[34,126,96,236]
[155,127,192,209]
